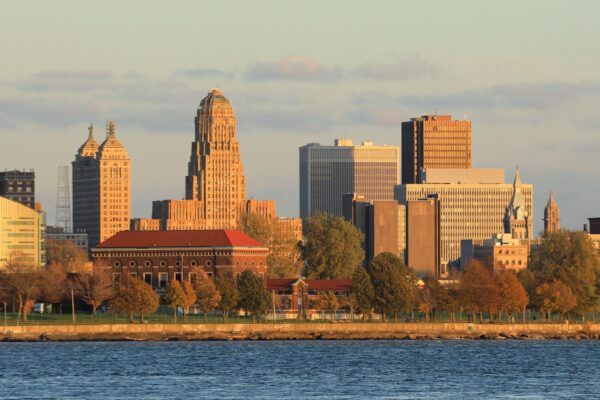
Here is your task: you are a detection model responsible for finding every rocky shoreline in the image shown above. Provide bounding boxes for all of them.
[2,322,600,342]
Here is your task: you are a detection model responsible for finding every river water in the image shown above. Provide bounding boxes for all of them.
[0,340,598,399]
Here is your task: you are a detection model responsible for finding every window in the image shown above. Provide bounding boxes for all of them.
[158,273,168,289]
[175,260,181,267]
[160,260,168,267]
[129,260,136,267]
[205,259,213,267]
[143,272,153,286]
[174,272,183,283]
[190,259,198,267]
[144,260,152,267]
[114,261,121,268]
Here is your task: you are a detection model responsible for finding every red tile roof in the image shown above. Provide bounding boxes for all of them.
[95,229,265,249]
[266,278,352,291]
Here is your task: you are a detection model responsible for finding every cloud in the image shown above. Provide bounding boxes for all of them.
[245,56,342,81]
[32,70,113,80]
[356,56,441,80]
[0,96,98,129]
[345,106,405,127]
[172,67,234,79]
[396,81,600,111]
[237,108,335,132]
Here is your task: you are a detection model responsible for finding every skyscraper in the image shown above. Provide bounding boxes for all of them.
[543,191,560,233]
[299,139,400,218]
[0,169,35,209]
[72,122,131,249]
[401,115,471,184]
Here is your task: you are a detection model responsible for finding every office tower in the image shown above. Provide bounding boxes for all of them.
[0,196,45,269]
[0,169,35,209]
[395,169,533,271]
[401,115,471,184]
[406,195,441,278]
[72,122,131,249]
[300,139,400,218]
[543,191,560,233]
[343,193,406,266]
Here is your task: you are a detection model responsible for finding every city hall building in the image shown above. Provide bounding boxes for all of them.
[92,229,268,289]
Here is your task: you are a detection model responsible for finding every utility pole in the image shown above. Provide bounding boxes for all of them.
[71,287,76,323]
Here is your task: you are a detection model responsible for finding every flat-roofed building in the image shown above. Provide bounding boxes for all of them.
[0,169,35,209]
[402,115,472,184]
[45,226,89,253]
[407,195,441,277]
[461,233,529,273]
[422,168,504,184]
[0,196,45,269]
[343,194,406,265]
[396,169,533,268]
[300,139,400,218]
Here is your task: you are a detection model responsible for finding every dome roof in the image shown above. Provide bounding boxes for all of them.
[77,124,99,157]
[198,88,233,114]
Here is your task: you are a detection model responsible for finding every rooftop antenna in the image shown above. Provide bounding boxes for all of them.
[55,165,72,232]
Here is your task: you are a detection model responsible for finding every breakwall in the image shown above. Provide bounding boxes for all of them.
[2,322,600,341]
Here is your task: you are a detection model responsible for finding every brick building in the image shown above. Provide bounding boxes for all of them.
[92,229,268,289]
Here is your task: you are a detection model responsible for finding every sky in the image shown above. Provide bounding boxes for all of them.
[1,0,599,232]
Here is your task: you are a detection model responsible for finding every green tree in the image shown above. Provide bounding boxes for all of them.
[215,276,239,322]
[351,266,375,320]
[496,269,528,322]
[529,230,600,314]
[111,278,158,323]
[193,271,221,322]
[237,270,271,322]
[240,212,303,278]
[368,252,414,322]
[459,261,499,322]
[300,214,364,279]
[160,280,187,322]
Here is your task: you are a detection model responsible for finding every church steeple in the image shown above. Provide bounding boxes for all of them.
[543,190,560,234]
[504,167,530,240]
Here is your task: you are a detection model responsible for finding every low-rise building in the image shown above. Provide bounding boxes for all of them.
[461,233,529,273]
[267,278,352,319]
[92,229,268,289]
[0,196,45,269]
[46,226,89,252]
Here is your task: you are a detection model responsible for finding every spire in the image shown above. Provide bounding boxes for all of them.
[88,123,94,139]
[513,166,522,187]
[106,120,116,138]
[77,123,99,157]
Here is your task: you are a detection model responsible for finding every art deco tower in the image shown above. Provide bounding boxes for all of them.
[73,122,130,249]
[543,191,560,233]
[185,89,246,229]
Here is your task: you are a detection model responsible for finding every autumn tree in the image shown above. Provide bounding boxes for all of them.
[536,280,577,320]
[351,266,374,320]
[237,270,271,321]
[496,270,528,322]
[160,280,187,322]
[240,212,303,278]
[215,276,239,322]
[0,261,41,322]
[74,268,113,315]
[315,291,340,321]
[39,263,67,311]
[45,239,88,272]
[300,214,364,279]
[193,271,221,322]
[459,261,499,322]
[180,280,197,321]
[111,278,158,323]
[368,252,414,322]
[529,230,600,314]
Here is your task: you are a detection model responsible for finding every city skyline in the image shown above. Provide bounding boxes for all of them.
[1,1,599,231]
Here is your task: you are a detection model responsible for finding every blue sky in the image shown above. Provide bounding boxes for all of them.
[1,0,599,231]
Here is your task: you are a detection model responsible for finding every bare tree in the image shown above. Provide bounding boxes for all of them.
[0,260,41,322]
[74,268,113,315]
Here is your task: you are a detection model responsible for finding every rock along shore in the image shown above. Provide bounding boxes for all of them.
[2,322,600,341]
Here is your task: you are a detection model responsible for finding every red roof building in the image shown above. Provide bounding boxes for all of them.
[92,229,268,289]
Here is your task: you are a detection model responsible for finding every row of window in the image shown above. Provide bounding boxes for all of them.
[114,259,214,268]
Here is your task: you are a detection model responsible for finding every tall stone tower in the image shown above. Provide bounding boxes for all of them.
[73,122,130,249]
[185,89,246,229]
[504,168,531,240]
[543,191,560,233]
